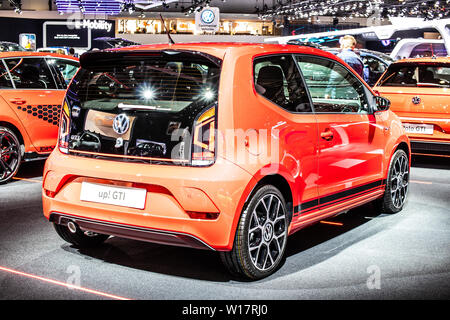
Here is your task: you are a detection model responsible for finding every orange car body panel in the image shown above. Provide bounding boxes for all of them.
[374,57,450,155]
[0,52,78,155]
[42,43,409,250]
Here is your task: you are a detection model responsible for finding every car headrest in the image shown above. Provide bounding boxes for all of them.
[256,66,285,101]
[256,66,284,89]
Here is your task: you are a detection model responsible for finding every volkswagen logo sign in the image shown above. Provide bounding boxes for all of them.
[201,9,215,24]
[112,113,130,135]
[412,96,421,105]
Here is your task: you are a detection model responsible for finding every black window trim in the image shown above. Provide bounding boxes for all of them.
[0,58,15,89]
[45,57,79,89]
[46,59,66,89]
[44,57,60,90]
[252,53,315,115]
[294,53,377,115]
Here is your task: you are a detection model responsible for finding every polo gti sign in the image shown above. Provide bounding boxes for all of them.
[113,114,130,135]
[195,7,220,33]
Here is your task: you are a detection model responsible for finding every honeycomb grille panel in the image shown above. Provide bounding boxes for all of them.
[17,104,61,126]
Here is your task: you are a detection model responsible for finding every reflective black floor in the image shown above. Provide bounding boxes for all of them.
[0,155,449,299]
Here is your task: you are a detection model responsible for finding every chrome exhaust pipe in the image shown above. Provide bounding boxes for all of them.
[67,221,77,234]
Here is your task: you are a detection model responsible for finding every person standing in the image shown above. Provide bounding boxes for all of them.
[69,47,78,58]
[337,35,364,78]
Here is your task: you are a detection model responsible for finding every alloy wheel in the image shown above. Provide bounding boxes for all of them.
[390,153,409,209]
[0,129,21,183]
[247,194,287,271]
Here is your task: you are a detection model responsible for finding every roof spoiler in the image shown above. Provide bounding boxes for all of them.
[79,49,222,69]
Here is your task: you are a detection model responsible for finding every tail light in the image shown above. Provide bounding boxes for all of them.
[192,106,216,166]
[58,100,70,154]
[186,211,219,220]
[45,190,57,198]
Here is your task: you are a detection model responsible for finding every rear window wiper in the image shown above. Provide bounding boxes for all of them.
[118,103,171,111]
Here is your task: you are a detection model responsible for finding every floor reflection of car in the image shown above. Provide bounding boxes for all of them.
[0,41,27,52]
[374,57,450,157]
[42,43,410,280]
[325,48,395,86]
[0,52,79,183]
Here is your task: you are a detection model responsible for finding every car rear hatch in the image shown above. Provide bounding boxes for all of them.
[375,62,450,137]
[61,49,221,166]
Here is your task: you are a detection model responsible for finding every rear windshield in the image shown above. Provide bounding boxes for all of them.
[65,50,221,164]
[73,51,220,112]
[377,63,450,88]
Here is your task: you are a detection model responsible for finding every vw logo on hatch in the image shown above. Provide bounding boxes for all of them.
[412,96,421,105]
[201,9,215,24]
[112,113,130,135]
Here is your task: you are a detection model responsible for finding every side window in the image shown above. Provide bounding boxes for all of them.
[363,56,387,74]
[428,66,450,86]
[362,56,388,86]
[47,58,79,87]
[0,60,13,88]
[295,55,370,114]
[378,65,417,86]
[4,57,57,89]
[254,55,312,113]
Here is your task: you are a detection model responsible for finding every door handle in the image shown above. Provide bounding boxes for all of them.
[9,98,26,105]
[321,129,334,141]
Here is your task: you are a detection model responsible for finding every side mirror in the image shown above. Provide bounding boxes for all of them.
[374,96,390,112]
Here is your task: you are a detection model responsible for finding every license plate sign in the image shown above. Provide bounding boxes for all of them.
[402,123,434,135]
[80,182,146,209]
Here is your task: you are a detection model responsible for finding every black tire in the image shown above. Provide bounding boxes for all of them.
[376,149,409,214]
[220,185,288,280]
[53,223,110,248]
[0,126,22,184]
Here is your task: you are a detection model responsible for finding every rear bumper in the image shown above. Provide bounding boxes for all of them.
[42,149,256,251]
[410,140,450,156]
[50,212,214,250]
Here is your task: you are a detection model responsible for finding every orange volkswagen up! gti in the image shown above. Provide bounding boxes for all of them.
[0,51,79,183]
[42,43,410,279]
[374,57,450,157]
